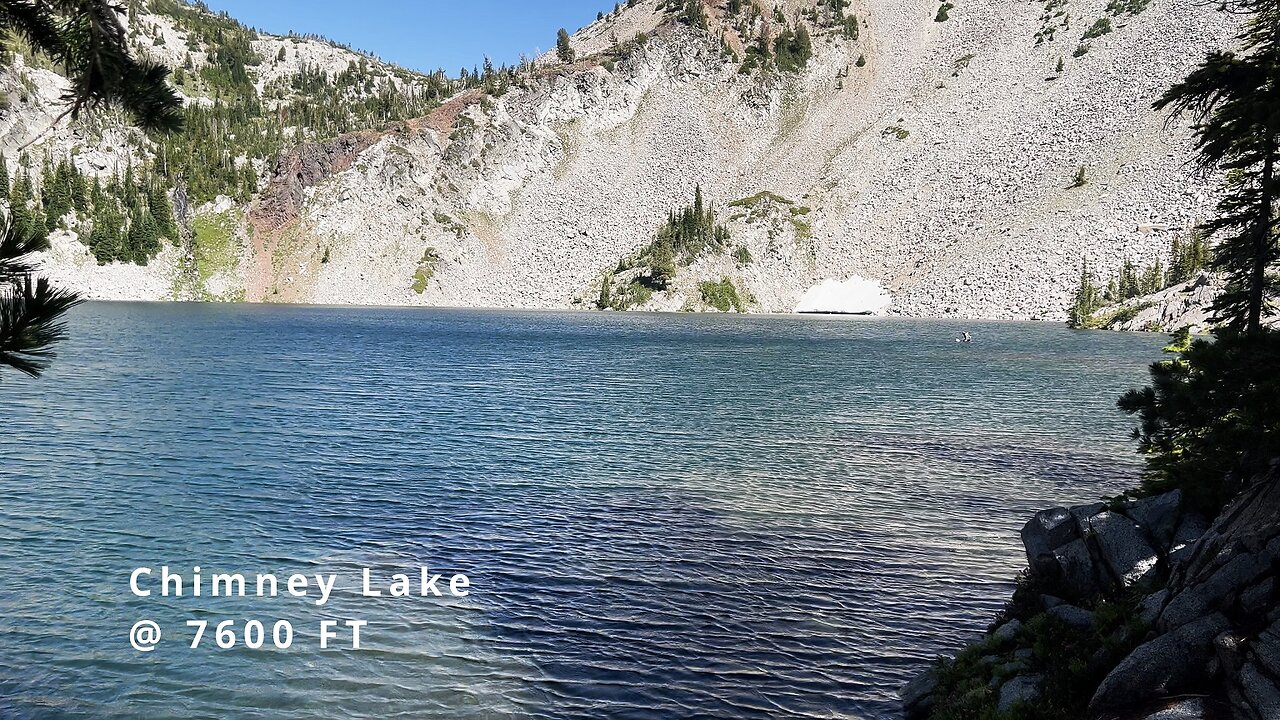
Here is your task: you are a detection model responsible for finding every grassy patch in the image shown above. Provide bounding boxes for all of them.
[412,247,442,294]
[1106,0,1150,14]
[729,191,794,208]
[882,125,911,140]
[433,211,467,239]
[1081,301,1154,329]
[187,210,245,301]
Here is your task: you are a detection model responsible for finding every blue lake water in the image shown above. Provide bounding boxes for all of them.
[0,303,1165,719]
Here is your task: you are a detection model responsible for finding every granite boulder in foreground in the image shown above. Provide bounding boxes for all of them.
[902,467,1280,719]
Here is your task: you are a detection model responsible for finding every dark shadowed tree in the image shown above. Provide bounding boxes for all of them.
[1153,0,1280,332]
[1119,0,1280,513]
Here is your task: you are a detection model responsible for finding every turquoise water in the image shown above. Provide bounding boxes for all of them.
[0,304,1164,719]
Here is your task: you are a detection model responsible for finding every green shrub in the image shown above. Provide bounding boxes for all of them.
[1106,0,1150,15]
[698,277,747,312]
[1069,165,1087,188]
[842,15,860,40]
[729,190,793,208]
[773,24,814,72]
[935,2,954,21]
[1082,18,1113,40]
[930,595,1147,720]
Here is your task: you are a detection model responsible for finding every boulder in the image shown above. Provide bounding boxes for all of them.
[1138,589,1169,627]
[1088,613,1230,715]
[1240,577,1276,616]
[1047,604,1094,630]
[1088,510,1162,588]
[1041,594,1066,610]
[1158,550,1273,630]
[1252,622,1280,677]
[1022,507,1078,575]
[1233,663,1280,720]
[1136,698,1209,719]
[1053,538,1100,600]
[1069,502,1108,534]
[1169,511,1210,565]
[997,675,1042,713]
[1122,490,1182,550]
[899,668,937,719]
[992,619,1022,644]
[1215,632,1247,676]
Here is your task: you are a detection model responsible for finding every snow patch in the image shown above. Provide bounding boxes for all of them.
[794,276,892,315]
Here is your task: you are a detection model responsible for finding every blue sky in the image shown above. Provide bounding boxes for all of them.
[203,1,611,74]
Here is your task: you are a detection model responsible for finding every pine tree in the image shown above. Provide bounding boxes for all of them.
[0,152,9,198]
[1154,0,1280,332]
[43,160,75,232]
[649,238,676,289]
[556,28,575,63]
[1169,236,1189,284]
[87,195,125,264]
[1068,259,1102,327]
[147,181,178,241]
[70,163,88,213]
[9,172,40,246]
[1118,258,1139,299]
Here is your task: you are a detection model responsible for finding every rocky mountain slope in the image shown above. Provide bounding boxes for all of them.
[7,0,1238,320]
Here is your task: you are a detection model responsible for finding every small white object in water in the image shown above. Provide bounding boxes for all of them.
[795,276,892,315]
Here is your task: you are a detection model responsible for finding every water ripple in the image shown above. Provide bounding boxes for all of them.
[0,304,1164,719]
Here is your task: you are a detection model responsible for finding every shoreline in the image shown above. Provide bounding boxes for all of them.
[67,298,1101,326]
[904,470,1280,719]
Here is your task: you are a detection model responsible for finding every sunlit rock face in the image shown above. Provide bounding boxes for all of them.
[794,277,892,315]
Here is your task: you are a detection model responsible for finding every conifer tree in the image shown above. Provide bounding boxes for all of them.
[9,172,40,245]
[146,181,178,241]
[556,28,575,63]
[1068,259,1102,327]
[1154,0,1280,332]
[1118,0,1280,512]
[43,159,74,232]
